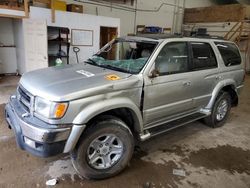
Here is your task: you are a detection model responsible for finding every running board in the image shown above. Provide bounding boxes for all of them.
[140,112,208,140]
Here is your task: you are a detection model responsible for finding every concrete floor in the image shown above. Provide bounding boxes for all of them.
[0,75,250,188]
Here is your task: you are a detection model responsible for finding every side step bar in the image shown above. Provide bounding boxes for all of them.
[140,112,208,141]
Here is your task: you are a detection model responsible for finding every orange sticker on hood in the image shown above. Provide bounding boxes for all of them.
[105,74,121,81]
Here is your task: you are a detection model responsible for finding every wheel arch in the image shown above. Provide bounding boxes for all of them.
[73,97,144,135]
[64,98,143,153]
[206,79,239,109]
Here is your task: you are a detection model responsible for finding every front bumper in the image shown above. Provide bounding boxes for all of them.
[5,97,71,157]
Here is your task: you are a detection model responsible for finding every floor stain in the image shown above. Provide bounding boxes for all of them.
[184,145,250,175]
[54,158,183,188]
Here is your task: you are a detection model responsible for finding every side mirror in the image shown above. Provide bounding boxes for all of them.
[149,69,160,78]
[73,47,80,53]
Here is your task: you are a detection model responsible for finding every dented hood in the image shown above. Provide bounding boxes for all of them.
[20,63,141,101]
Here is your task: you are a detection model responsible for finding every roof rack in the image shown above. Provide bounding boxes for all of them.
[135,33,182,40]
[133,33,225,40]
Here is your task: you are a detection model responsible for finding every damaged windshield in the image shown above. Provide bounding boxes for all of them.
[86,39,158,74]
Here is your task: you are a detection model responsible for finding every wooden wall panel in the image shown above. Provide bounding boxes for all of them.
[184,4,246,23]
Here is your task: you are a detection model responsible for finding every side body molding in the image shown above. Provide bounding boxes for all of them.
[73,97,144,133]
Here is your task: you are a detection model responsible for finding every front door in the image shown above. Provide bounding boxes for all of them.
[143,42,195,126]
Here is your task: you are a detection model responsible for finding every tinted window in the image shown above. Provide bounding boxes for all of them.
[215,42,241,66]
[155,42,189,75]
[191,42,217,70]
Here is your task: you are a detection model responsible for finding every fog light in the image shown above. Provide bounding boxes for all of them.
[24,137,36,149]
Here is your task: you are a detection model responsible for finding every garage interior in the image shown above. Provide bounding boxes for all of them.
[0,0,250,187]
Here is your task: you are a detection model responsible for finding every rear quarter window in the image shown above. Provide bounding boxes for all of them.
[215,42,241,66]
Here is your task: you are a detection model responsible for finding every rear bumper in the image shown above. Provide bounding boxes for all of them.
[5,97,71,157]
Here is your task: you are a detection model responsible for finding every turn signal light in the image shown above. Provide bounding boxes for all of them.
[54,103,68,118]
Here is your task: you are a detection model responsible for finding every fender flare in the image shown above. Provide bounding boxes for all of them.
[206,79,237,109]
[73,97,144,133]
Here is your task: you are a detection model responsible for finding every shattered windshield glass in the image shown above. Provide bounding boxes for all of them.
[86,39,158,74]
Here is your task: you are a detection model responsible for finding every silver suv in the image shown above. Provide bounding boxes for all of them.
[5,35,244,179]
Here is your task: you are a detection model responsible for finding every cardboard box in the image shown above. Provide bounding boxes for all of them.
[53,0,66,11]
[67,4,83,13]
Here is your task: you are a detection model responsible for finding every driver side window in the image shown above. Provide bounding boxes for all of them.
[155,42,189,76]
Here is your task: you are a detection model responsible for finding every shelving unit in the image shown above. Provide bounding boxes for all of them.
[47,26,70,66]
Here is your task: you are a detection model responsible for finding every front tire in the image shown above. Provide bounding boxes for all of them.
[204,92,231,128]
[71,116,134,179]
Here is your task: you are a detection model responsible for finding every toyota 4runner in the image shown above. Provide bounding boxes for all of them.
[5,35,244,179]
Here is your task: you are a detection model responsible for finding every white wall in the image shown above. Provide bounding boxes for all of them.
[64,0,216,35]
[67,1,134,36]
[29,6,120,65]
[136,0,176,31]
[0,18,17,74]
[0,18,15,46]
[13,19,26,74]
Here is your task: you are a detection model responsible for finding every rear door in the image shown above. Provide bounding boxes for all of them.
[188,41,220,108]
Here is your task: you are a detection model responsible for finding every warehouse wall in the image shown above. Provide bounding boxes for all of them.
[65,0,215,35]
[183,22,236,37]
[0,18,17,74]
[29,6,120,65]
[0,18,15,46]
[13,19,26,75]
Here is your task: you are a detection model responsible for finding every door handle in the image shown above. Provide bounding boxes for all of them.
[183,81,191,86]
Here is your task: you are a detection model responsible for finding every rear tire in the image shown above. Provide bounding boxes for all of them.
[71,115,134,180]
[204,92,231,128]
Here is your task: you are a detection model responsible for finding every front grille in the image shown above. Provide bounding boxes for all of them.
[17,86,33,113]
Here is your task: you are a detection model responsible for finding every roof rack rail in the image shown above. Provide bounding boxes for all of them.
[135,33,182,40]
[130,33,225,40]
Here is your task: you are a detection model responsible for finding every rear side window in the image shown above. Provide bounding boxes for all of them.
[191,42,217,70]
[215,42,241,66]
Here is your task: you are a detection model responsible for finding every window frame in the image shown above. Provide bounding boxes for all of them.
[189,42,218,71]
[154,41,191,76]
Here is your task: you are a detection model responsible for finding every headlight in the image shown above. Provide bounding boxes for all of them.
[34,97,68,119]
